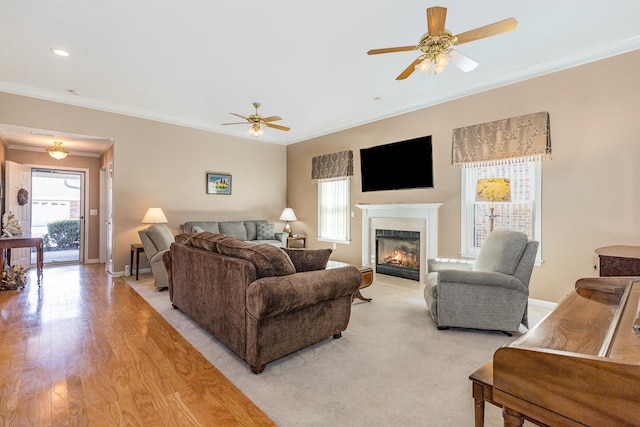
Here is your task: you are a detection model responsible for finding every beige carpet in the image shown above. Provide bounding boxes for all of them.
[127,274,548,426]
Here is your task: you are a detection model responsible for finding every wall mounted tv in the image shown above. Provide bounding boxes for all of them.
[360,135,434,192]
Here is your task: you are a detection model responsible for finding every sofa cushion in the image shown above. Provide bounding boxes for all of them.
[217,238,295,278]
[219,221,248,241]
[183,221,220,234]
[256,222,276,240]
[283,248,332,272]
[473,229,528,275]
[191,232,231,252]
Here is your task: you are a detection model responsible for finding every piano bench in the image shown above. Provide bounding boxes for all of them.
[469,360,547,427]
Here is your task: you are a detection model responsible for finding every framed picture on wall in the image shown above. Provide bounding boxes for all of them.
[206,172,232,195]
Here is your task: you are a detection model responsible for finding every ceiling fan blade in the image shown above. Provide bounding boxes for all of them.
[367,46,416,55]
[426,6,447,36]
[455,18,518,44]
[229,112,249,121]
[449,49,479,72]
[261,115,282,123]
[265,123,290,131]
[221,122,248,125]
[396,56,425,80]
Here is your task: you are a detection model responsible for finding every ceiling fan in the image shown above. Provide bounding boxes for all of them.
[222,102,290,137]
[367,6,517,79]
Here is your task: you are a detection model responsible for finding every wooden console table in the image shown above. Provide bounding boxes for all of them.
[0,234,44,285]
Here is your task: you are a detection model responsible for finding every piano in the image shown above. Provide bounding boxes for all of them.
[492,277,640,426]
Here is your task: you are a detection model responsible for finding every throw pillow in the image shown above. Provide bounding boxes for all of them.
[283,248,332,272]
[192,225,205,234]
[256,222,276,240]
[217,239,295,278]
[191,232,229,252]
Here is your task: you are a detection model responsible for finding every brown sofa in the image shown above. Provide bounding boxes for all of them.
[165,232,362,373]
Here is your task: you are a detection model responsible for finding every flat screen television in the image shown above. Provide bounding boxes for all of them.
[360,135,434,192]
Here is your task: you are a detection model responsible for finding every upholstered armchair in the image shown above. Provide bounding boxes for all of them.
[424,229,539,334]
[138,224,175,290]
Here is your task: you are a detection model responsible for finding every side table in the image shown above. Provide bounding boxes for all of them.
[130,243,145,280]
[287,236,306,248]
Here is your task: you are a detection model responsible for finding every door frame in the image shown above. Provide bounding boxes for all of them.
[26,163,90,263]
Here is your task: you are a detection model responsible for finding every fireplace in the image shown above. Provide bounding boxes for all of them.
[356,203,442,283]
[375,229,420,281]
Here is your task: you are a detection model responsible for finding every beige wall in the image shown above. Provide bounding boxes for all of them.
[286,49,640,303]
[6,149,102,260]
[0,93,287,274]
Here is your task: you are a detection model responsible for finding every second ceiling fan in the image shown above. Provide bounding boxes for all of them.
[222,102,290,137]
[368,6,517,79]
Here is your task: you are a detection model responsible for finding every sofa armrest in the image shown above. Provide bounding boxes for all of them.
[274,232,289,246]
[427,258,474,273]
[435,269,528,293]
[246,266,361,319]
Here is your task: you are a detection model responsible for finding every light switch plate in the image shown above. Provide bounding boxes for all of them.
[90,209,98,215]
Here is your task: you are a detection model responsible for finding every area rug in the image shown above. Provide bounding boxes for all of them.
[127,274,546,426]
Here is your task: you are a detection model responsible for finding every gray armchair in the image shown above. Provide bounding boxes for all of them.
[138,224,175,290]
[424,229,539,334]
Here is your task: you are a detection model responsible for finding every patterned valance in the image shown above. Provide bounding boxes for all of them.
[311,150,353,180]
[452,112,551,168]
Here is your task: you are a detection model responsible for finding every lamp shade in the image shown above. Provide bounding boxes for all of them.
[476,178,511,203]
[141,207,168,224]
[279,208,297,222]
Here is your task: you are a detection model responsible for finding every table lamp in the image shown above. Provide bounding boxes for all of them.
[475,178,511,231]
[141,207,168,224]
[279,208,297,234]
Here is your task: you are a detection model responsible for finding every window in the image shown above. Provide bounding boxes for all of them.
[461,160,541,262]
[317,178,350,244]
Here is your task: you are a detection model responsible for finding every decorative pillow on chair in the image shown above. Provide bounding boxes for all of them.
[283,248,332,272]
[256,222,276,240]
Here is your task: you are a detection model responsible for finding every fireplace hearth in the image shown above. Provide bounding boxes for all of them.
[375,229,420,281]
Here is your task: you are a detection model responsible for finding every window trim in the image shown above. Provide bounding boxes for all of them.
[460,161,542,264]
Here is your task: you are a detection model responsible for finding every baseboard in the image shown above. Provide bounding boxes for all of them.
[528,297,557,310]
[85,258,100,264]
[117,267,151,278]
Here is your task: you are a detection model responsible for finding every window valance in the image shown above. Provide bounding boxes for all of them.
[311,150,353,180]
[452,111,551,168]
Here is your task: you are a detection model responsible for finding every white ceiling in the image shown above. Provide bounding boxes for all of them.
[1,1,640,154]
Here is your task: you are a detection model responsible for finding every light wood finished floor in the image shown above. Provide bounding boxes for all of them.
[0,263,276,426]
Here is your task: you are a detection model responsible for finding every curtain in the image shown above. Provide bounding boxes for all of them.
[311,150,353,180]
[452,112,551,168]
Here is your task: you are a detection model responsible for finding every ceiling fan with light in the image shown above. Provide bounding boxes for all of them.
[222,102,290,137]
[368,6,517,79]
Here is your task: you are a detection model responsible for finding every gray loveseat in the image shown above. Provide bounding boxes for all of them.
[179,220,288,247]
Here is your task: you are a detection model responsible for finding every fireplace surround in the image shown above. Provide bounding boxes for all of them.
[356,203,442,283]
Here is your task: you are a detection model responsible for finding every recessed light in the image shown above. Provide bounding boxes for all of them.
[51,48,70,57]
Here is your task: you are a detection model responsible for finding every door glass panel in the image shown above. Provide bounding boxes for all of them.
[31,170,83,264]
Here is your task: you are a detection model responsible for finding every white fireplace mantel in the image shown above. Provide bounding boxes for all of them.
[355,203,442,270]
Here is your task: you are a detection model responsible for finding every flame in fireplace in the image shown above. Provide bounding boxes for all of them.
[382,246,419,269]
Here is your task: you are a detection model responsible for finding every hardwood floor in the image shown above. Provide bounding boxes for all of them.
[0,263,275,426]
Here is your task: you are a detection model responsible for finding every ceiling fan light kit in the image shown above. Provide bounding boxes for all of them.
[368,6,517,79]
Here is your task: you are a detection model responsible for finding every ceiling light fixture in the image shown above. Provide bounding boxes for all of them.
[46,141,68,160]
[51,48,70,57]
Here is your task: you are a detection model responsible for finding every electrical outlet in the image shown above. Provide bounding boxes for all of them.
[90,209,98,215]
[333,243,337,249]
